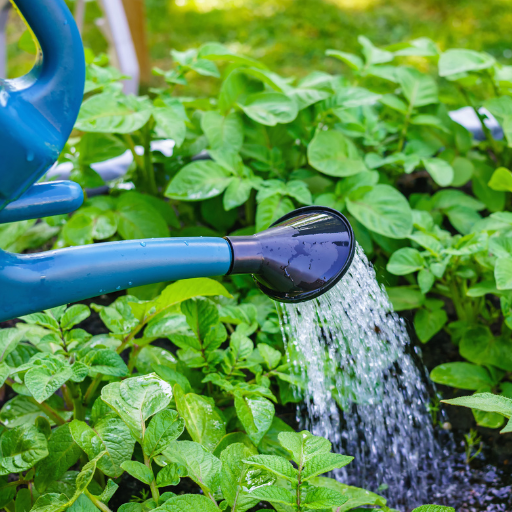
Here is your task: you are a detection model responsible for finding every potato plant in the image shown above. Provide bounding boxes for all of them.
[0,277,454,511]
[1,32,512,510]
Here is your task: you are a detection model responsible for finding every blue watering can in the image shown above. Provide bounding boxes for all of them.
[0,0,355,322]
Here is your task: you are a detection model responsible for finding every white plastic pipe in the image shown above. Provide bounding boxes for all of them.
[97,0,140,95]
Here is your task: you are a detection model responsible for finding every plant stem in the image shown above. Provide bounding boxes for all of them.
[61,384,74,411]
[84,489,113,512]
[143,122,158,196]
[6,479,28,488]
[448,277,467,322]
[458,85,500,157]
[127,345,142,373]
[397,102,413,152]
[123,134,145,169]
[144,454,160,505]
[84,375,103,406]
[67,381,85,421]
[29,398,66,426]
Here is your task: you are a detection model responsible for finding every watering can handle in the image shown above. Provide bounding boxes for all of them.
[0,0,85,222]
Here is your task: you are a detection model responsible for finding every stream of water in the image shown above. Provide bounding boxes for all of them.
[279,245,445,510]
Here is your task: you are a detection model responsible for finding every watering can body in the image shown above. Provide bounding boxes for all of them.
[0,0,85,214]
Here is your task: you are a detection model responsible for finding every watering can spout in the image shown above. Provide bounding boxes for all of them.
[0,0,85,214]
[0,207,355,322]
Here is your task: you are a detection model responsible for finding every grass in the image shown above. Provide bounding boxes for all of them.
[4,0,512,90]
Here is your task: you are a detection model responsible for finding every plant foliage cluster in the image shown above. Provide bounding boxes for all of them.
[1,32,512,510]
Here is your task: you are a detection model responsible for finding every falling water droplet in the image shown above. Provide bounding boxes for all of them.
[99,289,103,293]
[116,286,121,290]
[184,241,189,246]
[140,242,146,247]
[26,151,34,162]
[128,282,133,286]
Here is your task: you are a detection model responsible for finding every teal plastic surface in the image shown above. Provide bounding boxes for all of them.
[0,0,85,216]
[0,238,232,321]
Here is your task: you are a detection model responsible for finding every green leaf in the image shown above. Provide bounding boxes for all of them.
[430,363,495,390]
[397,68,438,107]
[69,416,135,478]
[307,476,385,511]
[358,35,393,65]
[422,158,454,187]
[154,278,231,317]
[165,160,232,201]
[243,454,298,482]
[451,156,474,186]
[25,358,73,403]
[30,493,69,512]
[255,195,295,232]
[0,424,48,475]
[302,453,354,480]
[445,206,482,235]
[157,494,220,512]
[174,384,226,452]
[0,476,16,509]
[0,395,67,428]
[326,49,363,70]
[303,486,348,509]
[163,440,221,494]
[76,93,153,133]
[444,393,512,421]
[120,461,154,485]
[156,462,184,487]
[488,167,512,192]
[34,424,82,493]
[472,161,506,212]
[152,107,186,147]
[0,328,23,362]
[414,308,448,343]
[386,287,425,311]
[496,257,512,290]
[278,431,331,465]
[467,280,500,297]
[83,349,128,377]
[346,184,413,239]
[201,111,244,151]
[221,443,266,512]
[223,177,257,210]
[439,49,495,77]
[67,494,98,512]
[412,507,455,512]
[238,92,298,126]
[60,305,90,331]
[101,373,174,442]
[14,487,31,512]
[258,343,282,370]
[116,192,170,239]
[143,409,185,458]
[387,248,425,275]
[308,130,366,177]
[247,486,296,506]
[235,394,275,446]
[460,326,512,372]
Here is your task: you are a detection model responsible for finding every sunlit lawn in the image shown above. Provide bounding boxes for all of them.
[5,0,512,92]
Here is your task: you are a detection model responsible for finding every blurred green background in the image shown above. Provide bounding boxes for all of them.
[5,0,512,87]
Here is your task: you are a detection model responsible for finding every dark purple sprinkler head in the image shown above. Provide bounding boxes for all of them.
[225,206,355,303]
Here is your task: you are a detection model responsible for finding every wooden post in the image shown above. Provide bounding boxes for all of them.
[121,0,151,85]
